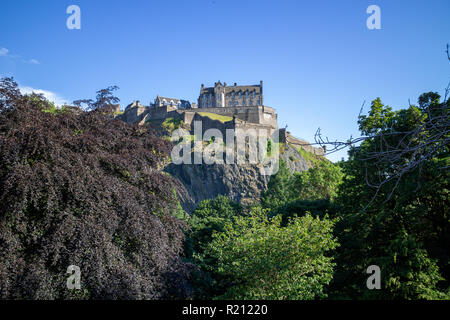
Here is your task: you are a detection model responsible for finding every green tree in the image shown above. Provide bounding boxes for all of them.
[205,208,338,299]
[292,161,344,201]
[262,159,342,226]
[186,195,243,298]
[332,95,449,300]
[188,195,243,257]
[261,160,295,211]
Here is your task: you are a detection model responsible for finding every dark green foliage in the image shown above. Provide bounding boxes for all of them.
[185,195,243,298]
[262,160,343,213]
[188,195,243,256]
[261,159,343,227]
[261,160,294,211]
[0,78,194,299]
[331,95,449,299]
[276,199,336,224]
[292,161,343,201]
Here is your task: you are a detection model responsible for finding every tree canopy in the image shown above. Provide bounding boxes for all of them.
[332,94,449,299]
[0,77,193,299]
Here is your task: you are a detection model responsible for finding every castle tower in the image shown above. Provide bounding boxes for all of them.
[213,81,226,108]
[199,81,264,108]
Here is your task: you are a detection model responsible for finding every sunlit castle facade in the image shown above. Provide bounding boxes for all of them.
[198,81,263,108]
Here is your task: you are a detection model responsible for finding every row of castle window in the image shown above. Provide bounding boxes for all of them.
[201,97,259,107]
[161,99,181,106]
[231,91,257,100]
[201,92,259,106]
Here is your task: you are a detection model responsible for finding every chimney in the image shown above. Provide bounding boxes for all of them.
[260,81,263,106]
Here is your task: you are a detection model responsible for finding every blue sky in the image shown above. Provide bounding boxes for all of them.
[1,0,449,161]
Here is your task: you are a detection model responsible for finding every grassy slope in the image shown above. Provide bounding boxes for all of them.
[197,112,233,123]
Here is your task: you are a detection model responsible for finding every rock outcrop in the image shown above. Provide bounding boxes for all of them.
[165,143,316,212]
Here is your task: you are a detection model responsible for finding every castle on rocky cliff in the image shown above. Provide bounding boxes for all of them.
[118,81,325,156]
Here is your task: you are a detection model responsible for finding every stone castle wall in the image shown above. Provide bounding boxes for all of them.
[120,105,278,130]
[119,105,148,124]
[279,128,325,156]
[186,106,277,130]
[186,113,274,139]
[119,104,324,157]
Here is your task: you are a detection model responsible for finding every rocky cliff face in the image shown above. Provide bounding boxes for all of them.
[165,144,314,212]
[165,162,269,210]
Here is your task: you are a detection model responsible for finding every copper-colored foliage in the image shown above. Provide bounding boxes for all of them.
[0,78,193,299]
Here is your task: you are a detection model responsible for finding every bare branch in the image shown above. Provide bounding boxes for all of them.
[446,43,450,61]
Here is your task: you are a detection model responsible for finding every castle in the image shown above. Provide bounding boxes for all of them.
[199,81,263,108]
[118,81,325,156]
